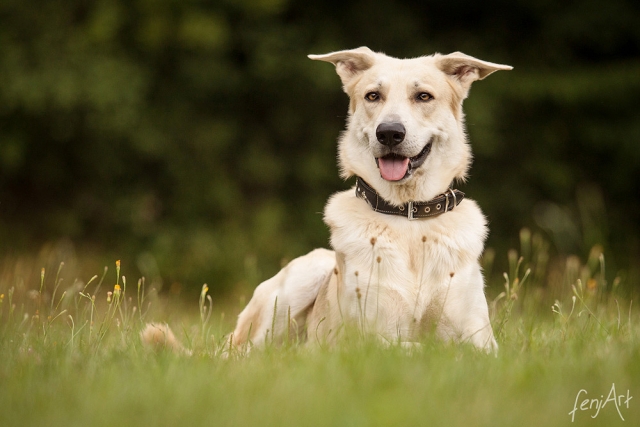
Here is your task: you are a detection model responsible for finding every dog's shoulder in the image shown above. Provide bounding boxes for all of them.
[323,187,367,228]
[436,197,488,261]
[441,197,487,240]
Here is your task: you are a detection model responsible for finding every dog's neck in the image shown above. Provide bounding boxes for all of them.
[355,177,464,220]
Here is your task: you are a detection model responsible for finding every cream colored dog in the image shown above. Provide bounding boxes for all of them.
[232,47,512,352]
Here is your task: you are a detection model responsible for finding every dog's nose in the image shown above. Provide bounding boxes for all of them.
[376,122,406,147]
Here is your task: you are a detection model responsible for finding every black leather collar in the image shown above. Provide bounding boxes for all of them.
[355,177,464,220]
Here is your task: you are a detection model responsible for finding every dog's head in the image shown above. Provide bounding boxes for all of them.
[309,47,511,204]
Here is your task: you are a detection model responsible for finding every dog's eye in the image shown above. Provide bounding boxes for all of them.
[365,92,380,102]
[417,92,434,102]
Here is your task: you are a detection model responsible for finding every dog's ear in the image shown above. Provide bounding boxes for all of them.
[437,52,512,97]
[308,47,376,89]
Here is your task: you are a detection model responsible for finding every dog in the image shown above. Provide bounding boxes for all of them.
[231,47,511,352]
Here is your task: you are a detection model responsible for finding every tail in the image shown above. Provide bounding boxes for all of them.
[140,323,192,355]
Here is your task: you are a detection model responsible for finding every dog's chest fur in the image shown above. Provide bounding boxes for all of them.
[324,188,487,334]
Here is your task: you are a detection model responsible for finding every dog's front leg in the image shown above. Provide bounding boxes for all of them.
[436,265,498,353]
[232,248,336,350]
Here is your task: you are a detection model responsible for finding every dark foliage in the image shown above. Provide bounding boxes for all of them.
[1,0,639,292]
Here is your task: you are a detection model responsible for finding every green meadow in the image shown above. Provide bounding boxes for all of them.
[1,231,638,427]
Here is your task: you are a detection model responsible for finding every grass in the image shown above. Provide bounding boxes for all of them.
[1,230,639,427]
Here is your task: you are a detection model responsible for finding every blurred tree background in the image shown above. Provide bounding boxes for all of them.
[1,0,639,295]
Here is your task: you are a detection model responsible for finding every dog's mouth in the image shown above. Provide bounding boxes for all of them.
[375,140,433,182]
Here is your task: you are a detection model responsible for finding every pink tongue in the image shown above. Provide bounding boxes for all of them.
[378,156,410,181]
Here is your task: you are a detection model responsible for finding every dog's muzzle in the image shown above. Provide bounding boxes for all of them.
[375,134,433,182]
